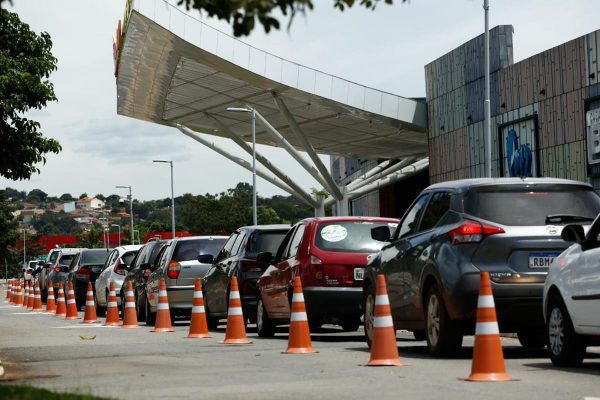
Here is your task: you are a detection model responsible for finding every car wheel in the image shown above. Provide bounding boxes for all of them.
[41,287,47,303]
[340,318,360,332]
[205,304,218,330]
[256,297,275,337]
[413,330,426,341]
[145,295,156,326]
[137,291,146,322]
[517,328,546,349]
[425,284,463,356]
[547,295,586,367]
[363,283,376,349]
[95,292,106,317]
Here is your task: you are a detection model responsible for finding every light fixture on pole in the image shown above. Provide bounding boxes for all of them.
[153,160,175,239]
[111,224,121,246]
[116,185,134,244]
[226,106,257,225]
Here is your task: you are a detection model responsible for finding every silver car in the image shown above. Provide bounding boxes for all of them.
[144,236,227,324]
[47,249,82,293]
[94,245,142,315]
[363,178,600,356]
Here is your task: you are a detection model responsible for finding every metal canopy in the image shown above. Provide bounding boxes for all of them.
[116,0,429,160]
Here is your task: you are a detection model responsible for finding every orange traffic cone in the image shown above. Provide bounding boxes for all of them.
[121,281,139,328]
[64,281,79,320]
[14,282,23,307]
[104,281,120,326]
[283,277,316,354]
[45,286,57,314]
[10,279,16,304]
[55,282,67,317]
[27,281,34,310]
[82,282,99,323]
[367,274,405,366]
[220,276,251,345]
[463,272,512,382]
[21,281,27,308]
[6,279,12,301]
[33,281,43,312]
[152,279,174,332]
[186,278,211,338]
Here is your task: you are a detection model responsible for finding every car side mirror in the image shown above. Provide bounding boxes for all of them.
[197,254,215,264]
[371,226,391,242]
[256,252,273,264]
[561,224,585,244]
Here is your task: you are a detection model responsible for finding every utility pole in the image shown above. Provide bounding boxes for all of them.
[484,0,492,177]
[116,185,134,244]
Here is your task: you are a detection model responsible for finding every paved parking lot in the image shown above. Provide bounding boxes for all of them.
[1,288,599,400]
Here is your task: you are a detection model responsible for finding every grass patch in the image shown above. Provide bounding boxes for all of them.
[0,385,112,400]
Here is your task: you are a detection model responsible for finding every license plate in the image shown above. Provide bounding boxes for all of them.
[528,252,561,268]
[354,268,365,280]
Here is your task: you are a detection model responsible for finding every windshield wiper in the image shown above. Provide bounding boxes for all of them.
[545,214,595,224]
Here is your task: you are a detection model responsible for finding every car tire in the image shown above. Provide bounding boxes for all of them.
[425,284,463,356]
[413,330,426,341]
[145,295,156,326]
[256,297,275,338]
[546,295,586,367]
[95,292,106,317]
[205,305,219,330]
[363,283,376,349]
[137,291,146,322]
[41,287,47,303]
[340,318,360,332]
[517,328,546,349]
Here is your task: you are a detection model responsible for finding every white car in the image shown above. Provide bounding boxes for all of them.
[543,219,600,367]
[94,245,143,314]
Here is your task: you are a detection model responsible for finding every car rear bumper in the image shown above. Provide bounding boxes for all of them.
[448,272,545,329]
[166,285,194,310]
[303,286,362,321]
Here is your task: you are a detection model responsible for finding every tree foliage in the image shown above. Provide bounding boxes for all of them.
[0,192,19,274]
[31,211,82,235]
[0,8,61,180]
[177,0,398,37]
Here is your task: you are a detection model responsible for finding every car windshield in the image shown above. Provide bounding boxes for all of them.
[314,221,397,253]
[58,254,75,266]
[81,250,110,265]
[464,185,600,226]
[173,238,226,261]
[248,231,287,254]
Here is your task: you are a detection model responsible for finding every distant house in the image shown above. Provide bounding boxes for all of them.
[16,209,45,224]
[76,197,105,210]
[63,201,76,213]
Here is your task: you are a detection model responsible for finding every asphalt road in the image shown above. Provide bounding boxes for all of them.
[1,286,599,400]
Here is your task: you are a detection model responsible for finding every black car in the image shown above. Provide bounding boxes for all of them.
[67,248,112,310]
[202,225,290,327]
[363,178,600,356]
[120,239,167,321]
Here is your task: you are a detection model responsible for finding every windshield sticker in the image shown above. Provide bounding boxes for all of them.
[320,225,348,242]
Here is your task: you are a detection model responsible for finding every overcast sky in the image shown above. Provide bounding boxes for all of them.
[2,0,599,201]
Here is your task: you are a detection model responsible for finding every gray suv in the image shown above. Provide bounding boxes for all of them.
[363,178,600,356]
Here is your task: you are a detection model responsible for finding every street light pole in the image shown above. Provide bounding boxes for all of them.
[111,224,121,246]
[226,106,257,225]
[483,0,492,177]
[116,185,134,244]
[22,229,26,268]
[153,160,175,238]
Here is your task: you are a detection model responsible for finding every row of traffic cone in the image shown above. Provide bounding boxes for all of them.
[4,273,513,381]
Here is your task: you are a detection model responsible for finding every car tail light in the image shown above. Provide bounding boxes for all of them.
[167,260,181,279]
[76,267,90,279]
[448,220,505,245]
[113,258,126,276]
[53,267,60,273]
[308,255,323,280]
[239,259,263,273]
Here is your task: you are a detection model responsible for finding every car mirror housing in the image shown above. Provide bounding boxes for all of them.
[371,226,391,242]
[197,254,215,264]
[256,252,273,264]
[561,224,585,244]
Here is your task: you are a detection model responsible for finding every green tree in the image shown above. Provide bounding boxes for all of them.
[59,193,74,201]
[4,187,26,201]
[31,211,82,235]
[177,0,399,37]
[0,8,61,180]
[26,188,48,204]
[77,225,102,248]
[0,193,19,274]
[78,193,88,199]
[257,205,281,224]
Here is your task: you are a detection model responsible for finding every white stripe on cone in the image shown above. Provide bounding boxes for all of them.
[230,291,240,299]
[86,291,93,296]
[107,301,117,308]
[193,291,203,298]
[228,307,243,316]
[67,299,76,305]
[192,305,205,313]
[292,293,304,302]
[475,321,500,335]
[109,291,115,297]
[85,301,95,306]
[373,315,394,328]
[159,290,167,297]
[125,302,135,308]
[290,312,308,322]
[157,303,169,310]
[126,291,134,297]
[477,295,495,308]
[375,295,390,305]
[68,290,74,295]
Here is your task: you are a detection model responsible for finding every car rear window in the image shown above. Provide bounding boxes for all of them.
[48,251,59,263]
[121,251,138,266]
[173,238,226,261]
[248,231,287,254]
[58,254,75,266]
[314,221,397,253]
[464,186,600,226]
[81,250,110,265]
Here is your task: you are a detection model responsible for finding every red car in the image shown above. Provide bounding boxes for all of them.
[256,216,399,336]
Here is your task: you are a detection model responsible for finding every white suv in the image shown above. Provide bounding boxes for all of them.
[543,218,600,367]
